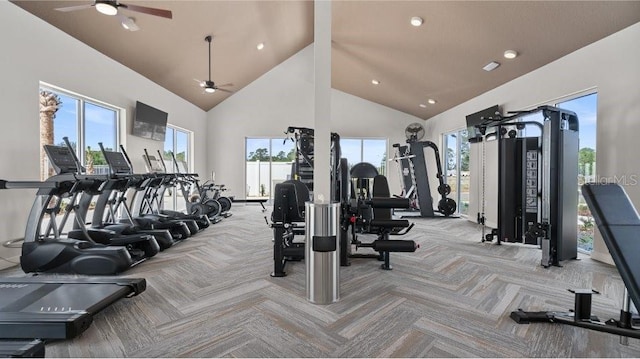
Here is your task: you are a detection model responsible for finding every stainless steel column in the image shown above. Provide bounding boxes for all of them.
[305,202,340,304]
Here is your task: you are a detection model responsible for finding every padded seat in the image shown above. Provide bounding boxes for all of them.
[370,219,410,229]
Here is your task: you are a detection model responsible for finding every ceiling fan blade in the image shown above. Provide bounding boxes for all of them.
[216,88,234,94]
[216,83,234,88]
[120,3,172,19]
[194,79,206,87]
[55,4,94,12]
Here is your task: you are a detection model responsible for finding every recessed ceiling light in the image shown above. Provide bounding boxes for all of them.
[371,79,380,85]
[419,104,427,108]
[257,42,265,50]
[504,50,518,59]
[410,16,423,27]
[483,61,500,72]
[427,99,436,104]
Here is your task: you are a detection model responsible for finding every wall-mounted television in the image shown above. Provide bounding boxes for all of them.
[466,105,501,128]
[132,101,168,141]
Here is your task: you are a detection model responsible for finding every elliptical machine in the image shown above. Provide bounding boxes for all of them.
[164,151,225,222]
[11,145,157,275]
[141,149,211,229]
[99,144,195,240]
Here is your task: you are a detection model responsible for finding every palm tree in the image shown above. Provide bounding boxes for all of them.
[39,90,61,179]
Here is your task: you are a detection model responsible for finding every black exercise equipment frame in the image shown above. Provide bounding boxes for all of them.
[472,105,579,267]
[393,140,457,217]
[511,183,640,340]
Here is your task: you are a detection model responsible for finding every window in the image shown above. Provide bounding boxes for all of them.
[164,125,191,211]
[557,93,597,253]
[245,137,386,200]
[39,85,119,179]
[245,138,295,200]
[443,129,470,215]
[340,138,387,175]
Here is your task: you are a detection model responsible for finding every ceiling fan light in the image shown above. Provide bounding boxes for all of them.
[96,2,118,16]
[121,17,139,31]
[204,87,216,93]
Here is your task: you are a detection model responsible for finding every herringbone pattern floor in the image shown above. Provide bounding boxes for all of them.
[3,204,640,357]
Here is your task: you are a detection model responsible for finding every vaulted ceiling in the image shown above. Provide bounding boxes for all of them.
[11,1,640,120]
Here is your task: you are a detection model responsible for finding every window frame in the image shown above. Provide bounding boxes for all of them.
[39,83,122,177]
[245,137,296,200]
[442,129,470,216]
[340,137,388,176]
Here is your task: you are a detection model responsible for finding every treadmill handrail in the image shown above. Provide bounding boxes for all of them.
[0,180,57,190]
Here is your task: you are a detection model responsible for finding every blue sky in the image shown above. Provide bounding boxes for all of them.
[558,93,597,150]
[53,93,117,151]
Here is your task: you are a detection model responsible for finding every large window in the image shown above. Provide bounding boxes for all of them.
[245,138,295,200]
[340,138,387,175]
[443,129,470,215]
[39,85,119,179]
[164,125,191,211]
[244,137,386,200]
[557,93,597,253]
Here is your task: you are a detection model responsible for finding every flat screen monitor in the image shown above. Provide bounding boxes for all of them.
[466,105,501,138]
[132,101,168,141]
[466,105,501,128]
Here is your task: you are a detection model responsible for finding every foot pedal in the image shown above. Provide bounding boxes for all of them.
[510,309,552,324]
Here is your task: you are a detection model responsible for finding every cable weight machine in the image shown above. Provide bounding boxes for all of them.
[468,105,579,267]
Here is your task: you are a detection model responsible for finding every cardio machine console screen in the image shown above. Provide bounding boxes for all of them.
[103,151,132,175]
[43,145,78,174]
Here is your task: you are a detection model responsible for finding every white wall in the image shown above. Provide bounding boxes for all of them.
[423,22,640,264]
[206,44,423,200]
[0,2,207,268]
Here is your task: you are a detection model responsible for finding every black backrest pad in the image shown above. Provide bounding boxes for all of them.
[272,180,309,223]
[272,183,296,222]
[372,175,391,220]
[582,183,640,310]
[288,179,310,207]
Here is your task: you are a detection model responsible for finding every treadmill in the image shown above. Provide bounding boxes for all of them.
[0,339,45,357]
[0,277,145,340]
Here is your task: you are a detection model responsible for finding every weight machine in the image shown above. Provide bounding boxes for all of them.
[468,105,579,267]
[271,126,417,277]
[392,140,457,217]
[391,122,456,217]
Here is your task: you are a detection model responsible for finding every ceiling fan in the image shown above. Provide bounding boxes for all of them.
[55,0,172,19]
[195,36,233,94]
